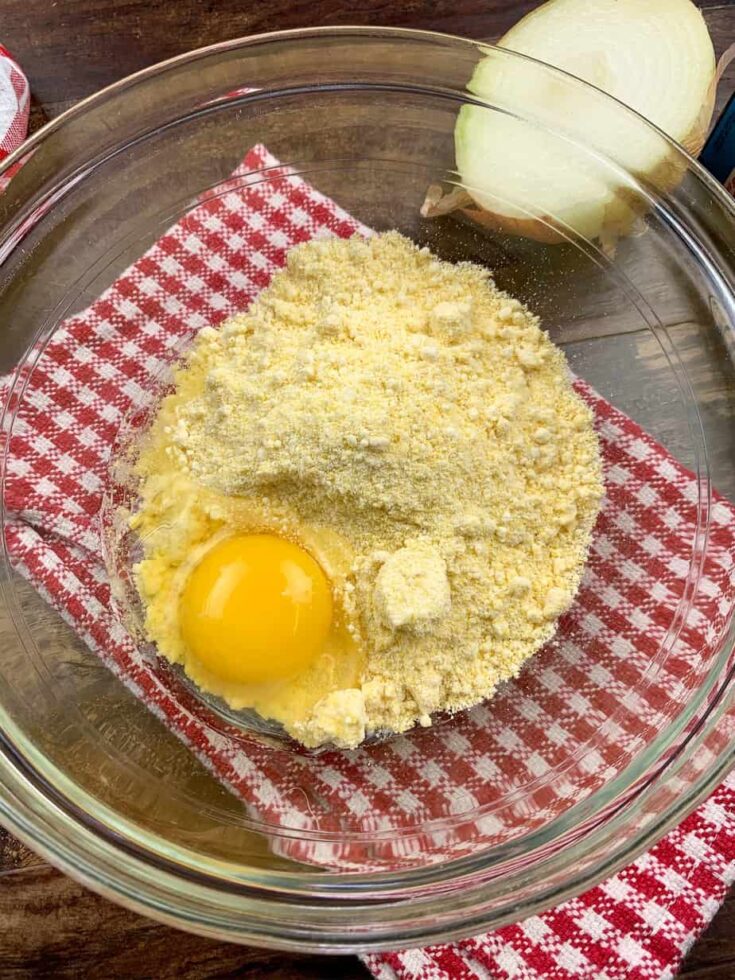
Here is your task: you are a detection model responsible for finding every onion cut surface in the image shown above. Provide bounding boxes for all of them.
[453,0,716,244]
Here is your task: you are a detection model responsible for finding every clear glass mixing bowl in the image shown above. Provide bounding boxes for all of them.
[0,26,735,952]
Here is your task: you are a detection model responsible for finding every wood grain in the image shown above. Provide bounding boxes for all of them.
[0,857,369,979]
[0,0,733,977]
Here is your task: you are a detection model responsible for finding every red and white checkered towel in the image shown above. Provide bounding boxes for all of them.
[0,44,28,188]
[2,142,735,978]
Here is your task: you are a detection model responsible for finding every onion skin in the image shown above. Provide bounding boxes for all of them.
[453,138,697,249]
[457,208,569,245]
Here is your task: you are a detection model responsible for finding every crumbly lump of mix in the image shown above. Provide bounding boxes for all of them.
[132,231,603,748]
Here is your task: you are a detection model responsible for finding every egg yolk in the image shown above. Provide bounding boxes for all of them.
[179,534,333,686]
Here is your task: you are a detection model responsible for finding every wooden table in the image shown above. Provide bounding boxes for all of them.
[0,1,734,976]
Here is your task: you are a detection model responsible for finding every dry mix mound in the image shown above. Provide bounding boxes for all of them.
[132,231,604,748]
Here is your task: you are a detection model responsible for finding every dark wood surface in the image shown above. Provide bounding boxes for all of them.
[0,1,734,977]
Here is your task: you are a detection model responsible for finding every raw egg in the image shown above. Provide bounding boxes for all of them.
[179,533,333,685]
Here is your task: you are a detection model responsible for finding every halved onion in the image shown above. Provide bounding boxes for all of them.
[434,0,717,246]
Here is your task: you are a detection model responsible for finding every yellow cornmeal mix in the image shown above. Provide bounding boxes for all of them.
[132,232,603,748]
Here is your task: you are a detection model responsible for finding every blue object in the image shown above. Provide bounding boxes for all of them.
[701,92,735,190]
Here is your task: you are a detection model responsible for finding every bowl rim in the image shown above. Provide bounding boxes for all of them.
[5,23,735,223]
[1,23,734,952]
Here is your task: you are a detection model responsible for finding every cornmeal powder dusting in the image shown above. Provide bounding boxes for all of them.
[134,232,603,748]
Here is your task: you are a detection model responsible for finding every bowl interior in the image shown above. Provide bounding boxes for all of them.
[0,28,734,922]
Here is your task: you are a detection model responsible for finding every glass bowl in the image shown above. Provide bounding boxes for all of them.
[1,26,735,952]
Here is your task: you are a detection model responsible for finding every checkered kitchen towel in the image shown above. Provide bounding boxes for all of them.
[0,44,28,188]
[3,143,735,978]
